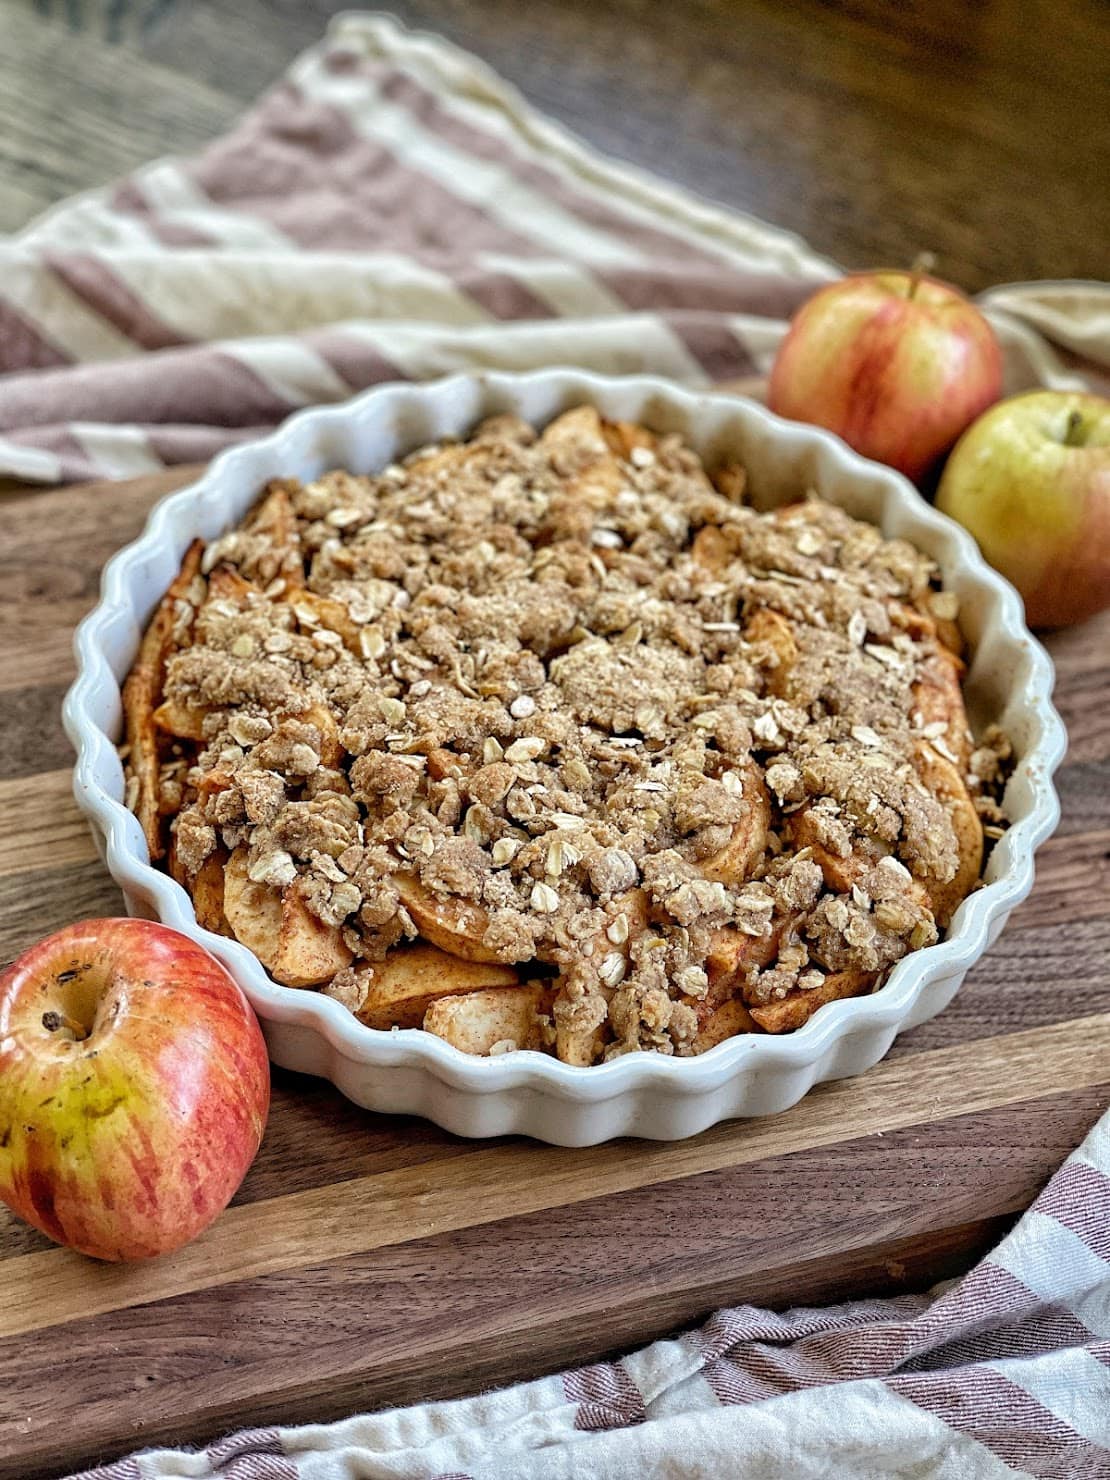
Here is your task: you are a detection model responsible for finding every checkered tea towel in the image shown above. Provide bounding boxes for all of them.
[0,12,1107,485]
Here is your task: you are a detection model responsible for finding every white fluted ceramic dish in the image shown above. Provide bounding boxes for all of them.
[64,371,1066,1144]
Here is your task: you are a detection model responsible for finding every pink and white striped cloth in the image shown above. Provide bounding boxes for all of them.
[8,12,1108,1475]
[68,1108,1110,1478]
[1,13,1108,486]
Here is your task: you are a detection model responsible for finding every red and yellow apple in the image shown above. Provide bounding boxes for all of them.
[937,389,1110,628]
[768,270,1003,483]
[0,919,269,1260]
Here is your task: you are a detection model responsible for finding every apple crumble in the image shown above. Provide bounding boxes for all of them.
[122,407,1010,1062]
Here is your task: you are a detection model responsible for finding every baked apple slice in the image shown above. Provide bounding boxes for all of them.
[743,607,798,697]
[224,847,353,987]
[693,996,759,1053]
[912,646,973,772]
[699,761,772,886]
[912,740,984,927]
[393,872,507,963]
[423,983,554,1056]
[121,539,204,861]
[168,835,231,937]
[353,945,521,1030]
[750,968,876,1033]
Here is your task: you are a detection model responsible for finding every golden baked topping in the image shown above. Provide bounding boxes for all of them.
[123,407,1009,1062]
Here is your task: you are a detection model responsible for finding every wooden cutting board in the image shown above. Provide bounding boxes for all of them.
[1,466,1108,1480]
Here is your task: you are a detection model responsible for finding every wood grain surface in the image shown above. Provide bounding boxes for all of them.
[0,464,1107,1479]
[2,8,1107,1472]
[3,0,1109,292]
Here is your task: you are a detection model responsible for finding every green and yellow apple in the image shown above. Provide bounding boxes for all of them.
[0,918,269,1260]
[937,390,1110,628]
[769,270,1003,483]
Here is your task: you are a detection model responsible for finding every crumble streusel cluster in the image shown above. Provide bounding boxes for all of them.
[127,407,1009,1062]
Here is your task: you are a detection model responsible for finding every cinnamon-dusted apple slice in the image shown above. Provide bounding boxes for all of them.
[911,740,983,927]
[592,887,650,954]
[743,607,798,696]
[286,589,362,654]
[423,983,554,1056]
[167,834,231,937]
[153,697,211,742]
[224,847,353,987]
[166,831,189,889]
[699,761,772,886]
[540,404,608,450]
[601,418,658,461]
[206,566,260,604]
[123,710,165,864]
[353,945,521,1031]
[783,806,882,894]
[194,767,236,806]
[190,851,233,937]
[783,808,942,932]
[122,539,205,861]
[693,920,783,1026]
[242,481,304,589]
[398,441,472,482]
[538,406,625,540]
[691,524,738,573]
[920,598,964,659]
[711,461,747,502]
[394,872,507,964]
[223,846,284,971]
[749,969,876,1034]
[217,879,351,989]
[152,565,264,739]
[693,996,759,1053]
[275,881,354,987]
[891,594,964,660]
[912,645,972,772]
[886,598,971,768]
[298,700,345,768]
[554,1017,607,1068]
[573,452,624,512]
[400,829,641,980]
[552,889,650,1065]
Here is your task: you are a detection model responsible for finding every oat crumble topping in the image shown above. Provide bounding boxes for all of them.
[124,407,1009,1062]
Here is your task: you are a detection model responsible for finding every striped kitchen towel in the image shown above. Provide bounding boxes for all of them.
[1,12,1108,485]
[68,1105,1110,1477]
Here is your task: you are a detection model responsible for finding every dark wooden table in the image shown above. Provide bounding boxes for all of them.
[2,4,1110,1476]
[3,0,1109,292]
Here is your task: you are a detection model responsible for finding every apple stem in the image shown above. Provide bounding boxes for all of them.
[908,251,936,300]
[1063,408,1084,447]
[42,1009,88,1042]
